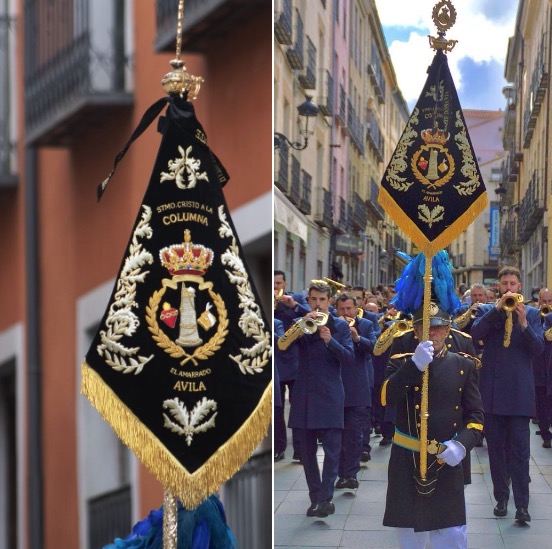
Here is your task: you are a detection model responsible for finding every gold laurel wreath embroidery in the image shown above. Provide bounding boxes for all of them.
[418,204,445,228]
[97,206,155,374]
[411,146,455,189]
[162,396,218,446]
[218,206,271,375]
[453,110,481,196]
[145,284,229,366]
[386,107,419,192]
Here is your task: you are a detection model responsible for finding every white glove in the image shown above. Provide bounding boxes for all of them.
[437,439,466,467]
[412,340,434,371]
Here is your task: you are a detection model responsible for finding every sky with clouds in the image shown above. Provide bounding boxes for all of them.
[374,0,518,112]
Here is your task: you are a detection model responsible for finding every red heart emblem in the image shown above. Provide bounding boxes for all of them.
[160,302,178,329]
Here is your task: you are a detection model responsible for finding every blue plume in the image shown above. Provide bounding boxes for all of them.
[391,250,460,315]
[103,495,236,549]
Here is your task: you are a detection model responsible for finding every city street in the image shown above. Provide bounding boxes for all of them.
[274,420,552,548]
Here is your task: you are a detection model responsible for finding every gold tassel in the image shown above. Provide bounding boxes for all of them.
[81,362,272,509]
[503,310,513,347]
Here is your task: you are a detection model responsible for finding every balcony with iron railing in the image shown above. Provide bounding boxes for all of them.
[289,155,301,207]
[274,145,289,194]
[366,177,385,220]
[298,36,316,89]
[274,0,293,45]
[366,113,384,163]
[88,486,131,549]
[367,46,385,104]
[501,219,520,253]
[318,69,334,116]
[0,122,17,188]
[517,169,545,244]
[336,84,347,126]
[335,196,349,233]
[286,10,304,70]
[352,191,367,230]
[298,169,312,215]
[155,0,264,52]
[24,0,133,146]
[522,33,549,148]
[314,187,333,228]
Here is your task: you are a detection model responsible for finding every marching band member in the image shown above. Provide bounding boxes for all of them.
[534,288,552,449]
[471,266,544,523]
[280,282,354,518]
[382,304,484,548]
[334,293,376,489]
[274,270,310,463]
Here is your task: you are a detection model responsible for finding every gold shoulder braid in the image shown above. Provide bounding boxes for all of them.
[457,351,482,369]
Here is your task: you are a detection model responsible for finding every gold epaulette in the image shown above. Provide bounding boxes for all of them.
[450,327,473,339]
[389,352,415,360]
[457,351,482,369]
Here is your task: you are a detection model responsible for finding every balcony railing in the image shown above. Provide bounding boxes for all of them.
[523,33,549,148]
[336,84,347,126]
[298,36,317,89]
[298,169,312,215]
[155,0,265,52]
[501,219,520,252]
[366,111,384,163]
[517,169,545,244]
[274,145,289,194]
[289,155,301,206]
[352,191,367,230]
[286,10,304,70]
[274,0,293,45]
[88,486,131,549]
[366,177,384,220]
[24,0,133,146]
[318,69,334,116]
[314,187,333,228]
[336,196,349,232]
[0,10,17,187]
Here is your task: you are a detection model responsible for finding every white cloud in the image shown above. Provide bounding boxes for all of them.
[375,0,517,108]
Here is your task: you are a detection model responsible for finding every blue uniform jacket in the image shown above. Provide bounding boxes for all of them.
[274,292,310,381]
[341,316,376,407]
[471,303,544,416]
[288,315,354,429]
[273,319,284,408]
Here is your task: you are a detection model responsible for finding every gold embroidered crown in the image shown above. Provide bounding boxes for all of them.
[159,229,214,276]
[421,127,449,146]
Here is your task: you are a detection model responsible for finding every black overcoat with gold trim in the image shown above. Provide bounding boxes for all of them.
[382,350,483,532]
[387,327,477,484]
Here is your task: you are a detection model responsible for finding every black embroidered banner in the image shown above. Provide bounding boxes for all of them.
[82,96,272,508]
[378,49,487,255]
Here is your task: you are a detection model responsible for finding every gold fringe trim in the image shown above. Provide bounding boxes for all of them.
[378,188,488,257]
[81,361,272,509]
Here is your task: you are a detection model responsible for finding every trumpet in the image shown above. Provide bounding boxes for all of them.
[277,318,318,350]
[343,316,356,327]
[357,307,364,318]
[502,293,524,312]
[274,288,284,310]
[541,304,552,317]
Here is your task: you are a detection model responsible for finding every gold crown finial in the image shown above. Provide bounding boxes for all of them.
[161,0,204,99]
[428,0,458,52]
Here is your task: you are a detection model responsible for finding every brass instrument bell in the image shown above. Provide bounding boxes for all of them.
[540,304,552,317]
[502,293,524,312]
[274,288,284,309]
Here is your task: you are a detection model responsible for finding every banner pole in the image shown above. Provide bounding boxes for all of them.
[163,489,178,549]
[419,254,433,480]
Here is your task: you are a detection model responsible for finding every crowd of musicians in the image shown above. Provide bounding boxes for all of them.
[274,266,552,548]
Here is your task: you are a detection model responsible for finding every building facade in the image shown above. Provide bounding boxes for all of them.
[0,1,271,548]
[499,0,550,290]
[274,0,410,294]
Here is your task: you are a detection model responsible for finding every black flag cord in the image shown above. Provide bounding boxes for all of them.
[97,96,171,201]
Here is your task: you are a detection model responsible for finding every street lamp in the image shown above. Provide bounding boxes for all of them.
[274,96,319,150]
